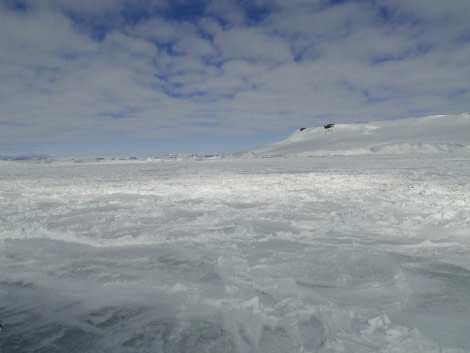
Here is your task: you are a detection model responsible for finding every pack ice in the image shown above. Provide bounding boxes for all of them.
[1,113,470,353]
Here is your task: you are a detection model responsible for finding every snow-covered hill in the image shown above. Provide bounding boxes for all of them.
[243,113,470,157]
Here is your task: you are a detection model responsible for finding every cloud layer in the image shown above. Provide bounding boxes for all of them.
[1,0,470,152]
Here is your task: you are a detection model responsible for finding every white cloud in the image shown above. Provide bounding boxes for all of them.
[104,31,157,58]
[213,26,292,63]
[132,17,192,44]
[0,8,97,57]
[205,0,246,25]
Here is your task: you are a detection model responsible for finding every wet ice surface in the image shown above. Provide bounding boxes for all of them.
[1,155,470,352]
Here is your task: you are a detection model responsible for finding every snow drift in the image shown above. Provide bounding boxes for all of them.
[243,113,470,157]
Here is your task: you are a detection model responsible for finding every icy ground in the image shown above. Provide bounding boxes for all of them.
[1,155,470,353]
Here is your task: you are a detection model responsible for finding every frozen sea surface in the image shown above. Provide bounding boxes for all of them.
[1,155,470,352]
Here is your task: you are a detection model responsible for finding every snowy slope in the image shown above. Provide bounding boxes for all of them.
[244,113,470,156]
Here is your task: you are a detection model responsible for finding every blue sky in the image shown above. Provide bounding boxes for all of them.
[1,0,469,156]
